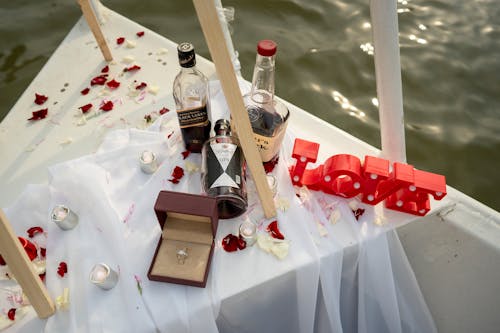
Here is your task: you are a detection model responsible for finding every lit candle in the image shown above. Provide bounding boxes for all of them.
[140,150,158,174]
[51,205,79,230]
[239,221,257,246]
[89,263,119,290]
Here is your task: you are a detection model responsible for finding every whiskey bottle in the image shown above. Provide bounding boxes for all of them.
[202,119,247,219]
[173,42,211,153]
[243,40,290,171]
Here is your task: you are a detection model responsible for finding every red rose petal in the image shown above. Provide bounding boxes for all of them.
[7,308,16,321]
[266,220,285,240]
[168,166,185,184]
[352,208,365,221]
[263,156,279,173]
[0,255,5,266]
[222,234,239,252]
[34,93,48,105]
[221,234,247,252]
[159,107,170,115]
[106,79,120,89]
[100,101,114,112]
[124,65,141,72]
[135,82,147,90]
[181,151,190,160]
[79,103,93,113]
[117,37,125,45]
[237,235,247,250]
[101,65,109,73]
[172,166,184,179]
[27,226,44,238]
[39,273,46,281]
[91,74,108,86]
[136,31,145,37]
[19,237,38,261]
[28,108,48,121]
[57,262,68,277]
[40,247,46,258]
[81,87,90,95]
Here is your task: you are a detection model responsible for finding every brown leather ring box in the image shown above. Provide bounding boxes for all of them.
[148,191,219,288]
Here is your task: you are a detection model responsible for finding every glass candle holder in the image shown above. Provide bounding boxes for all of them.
[239,221,257,246]
[89,263,119,290]
[140,150,158,174]
[51,205,79,230]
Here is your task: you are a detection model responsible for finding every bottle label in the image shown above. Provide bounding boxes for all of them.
[207,143,242,189]
[253,125,286,162]
[176,105,209,128]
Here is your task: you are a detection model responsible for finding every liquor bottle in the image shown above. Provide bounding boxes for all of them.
[243,40,290,171]
[173,42,211,153]
[202,119,247,219]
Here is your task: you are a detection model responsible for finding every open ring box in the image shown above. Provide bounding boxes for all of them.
[148,191,219,288]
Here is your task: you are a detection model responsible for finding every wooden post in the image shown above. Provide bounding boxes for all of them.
[0,209,55,318]
[77,0,113,61]
[193,0,276,218]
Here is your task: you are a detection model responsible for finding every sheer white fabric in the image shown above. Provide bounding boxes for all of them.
[0,80,436,333]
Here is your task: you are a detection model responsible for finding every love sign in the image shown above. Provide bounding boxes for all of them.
[289,138,447,216]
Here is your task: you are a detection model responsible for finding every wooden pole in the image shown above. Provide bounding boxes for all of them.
[0,209,55,318]
[77,0,113,62]
[193,0,276,218]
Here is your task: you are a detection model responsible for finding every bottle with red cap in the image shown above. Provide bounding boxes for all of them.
[243,40,290,172]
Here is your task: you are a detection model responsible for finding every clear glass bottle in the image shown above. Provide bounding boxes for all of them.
[243,40,290,170]
[202,119,247,219]
[173,42,211,153]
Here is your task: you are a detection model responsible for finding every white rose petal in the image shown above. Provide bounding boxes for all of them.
[275,197,290,212]
[122,55,135,64]
[257,234,274,253]
[270,241,290,260]
[317,222,328,237]
[157,48,168,55]
[185,160,200,174]
[126,40,137,48]
[147,85,160,95]
[329,209,341,225]
[55,288,70,311]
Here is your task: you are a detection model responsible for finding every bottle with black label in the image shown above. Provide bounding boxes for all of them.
[201,119,247,219]
[173,42,211,153]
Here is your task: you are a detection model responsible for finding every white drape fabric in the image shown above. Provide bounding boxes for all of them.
[0,80,436,333]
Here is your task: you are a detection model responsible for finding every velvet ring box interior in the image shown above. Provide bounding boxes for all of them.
[148,190,219,288]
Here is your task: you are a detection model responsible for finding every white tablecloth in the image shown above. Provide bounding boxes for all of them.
[1,84,436,333]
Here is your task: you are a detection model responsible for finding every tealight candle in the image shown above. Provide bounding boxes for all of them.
[140,150,158,174]
[51,205,79,230]
[239,221,257,246]
[89,263,119,290]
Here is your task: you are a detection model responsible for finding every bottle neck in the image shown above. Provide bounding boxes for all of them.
[250,54,275,105]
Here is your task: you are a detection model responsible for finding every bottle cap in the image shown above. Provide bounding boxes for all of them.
[177,42,196,68]
[214,119,231,135]
[257,40,277,57]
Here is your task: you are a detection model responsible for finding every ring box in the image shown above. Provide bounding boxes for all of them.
[147,191,219,288]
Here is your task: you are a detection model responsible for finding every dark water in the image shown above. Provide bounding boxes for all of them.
[1,0,499,211]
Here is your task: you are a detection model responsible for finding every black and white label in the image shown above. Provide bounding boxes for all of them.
[207,143,242,189]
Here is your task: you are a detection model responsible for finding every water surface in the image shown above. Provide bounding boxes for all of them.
[1,0,499,210]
